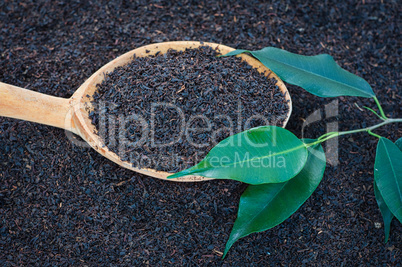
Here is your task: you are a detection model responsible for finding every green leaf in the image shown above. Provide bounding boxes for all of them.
[373,137,402,242]
[222,48,375,98]
[395,137,402,151]
[373,181,394,242]
[223,139,326,258]
[168,126,308,185]
[374,138,402,223]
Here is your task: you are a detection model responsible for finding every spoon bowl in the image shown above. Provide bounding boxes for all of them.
[0,41,292,182]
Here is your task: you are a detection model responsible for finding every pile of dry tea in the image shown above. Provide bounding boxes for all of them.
[89,46,289,172]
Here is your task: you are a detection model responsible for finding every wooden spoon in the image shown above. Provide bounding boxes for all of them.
[0,41,292,182]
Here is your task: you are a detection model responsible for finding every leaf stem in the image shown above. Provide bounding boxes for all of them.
[367,130,382,139]
[310,118,402,146]
[363,106,385,120]
[373,96,388,120]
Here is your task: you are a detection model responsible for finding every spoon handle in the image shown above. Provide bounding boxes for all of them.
[0,82,77,134]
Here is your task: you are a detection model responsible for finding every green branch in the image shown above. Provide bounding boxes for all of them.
[311,118,402,146]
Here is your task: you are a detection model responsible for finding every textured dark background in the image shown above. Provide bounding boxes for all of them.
[0,0,401,265]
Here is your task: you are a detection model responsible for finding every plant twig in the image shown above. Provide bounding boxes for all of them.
[363,106,384,120]
[373,96,388,120]
[367,130,382,139]
[312,118,402,146]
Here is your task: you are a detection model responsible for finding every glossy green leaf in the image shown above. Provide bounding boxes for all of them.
[374,138,402,223]
[223,140,326,258]
[223,48,375,98]
[373,137,402,242]
[373,181,394,242]
[168,126,308,185]
[395,137,402,150]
